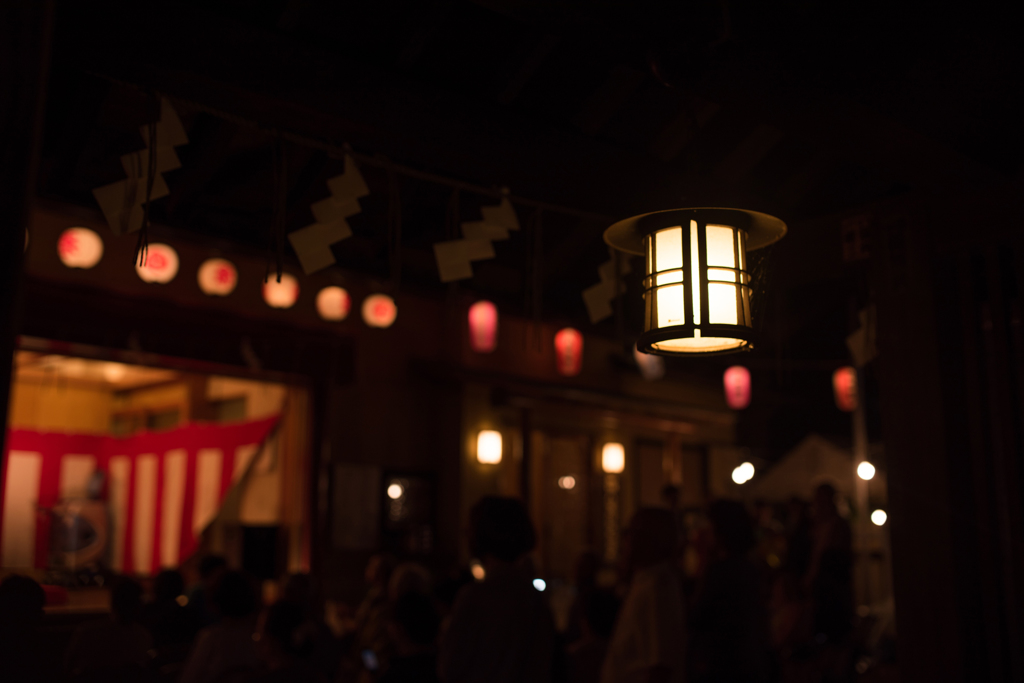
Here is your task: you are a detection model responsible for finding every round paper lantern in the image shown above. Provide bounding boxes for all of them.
[135,243,179,283]
[468,301,498,353]
[558,475,576,490]
[58,227,104,269]
[477,430,502,464]
[555,327,584,377]
[857,461,876,481]
[263,273,299,309]
[723,365,752,410]
[833,366,857,412]
[731,461,755,484]
[604,208,786,355]
[362,294,397,328]
[316,286,351,321]
[871,509,887,526]
[602,442,625,474]
[633,344,665,380]
[197,258,237,296]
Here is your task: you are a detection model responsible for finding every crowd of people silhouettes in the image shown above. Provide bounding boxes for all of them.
[0,484,860,683]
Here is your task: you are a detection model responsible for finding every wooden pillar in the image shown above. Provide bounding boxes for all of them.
[0,2,53,453]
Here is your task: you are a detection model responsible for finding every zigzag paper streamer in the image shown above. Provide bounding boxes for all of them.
[582,249,631,323]
[434,197,519,283]
[92,99,188,235]
[288,154,368,274]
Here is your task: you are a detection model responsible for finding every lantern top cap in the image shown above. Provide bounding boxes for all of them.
[604,207,787,256]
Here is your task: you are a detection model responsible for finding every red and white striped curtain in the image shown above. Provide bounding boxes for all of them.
[0,416,279,574]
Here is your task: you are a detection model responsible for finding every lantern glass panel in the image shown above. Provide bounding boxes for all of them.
[655,227,683,272]
[657,284,686,328]
[690,222,701,325]
[706,225,736,267]
[708,283,739,325]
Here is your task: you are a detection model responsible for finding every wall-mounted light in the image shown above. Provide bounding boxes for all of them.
[602,442,625,474]
[605,208,786,355]
[857,461,876,481]
[477,430,502,464]
[468,301,498,353]
[58,227,104,269]
[732,461,755,484]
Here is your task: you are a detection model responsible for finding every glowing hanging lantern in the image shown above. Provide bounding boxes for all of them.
[477,430,503,464]
[723,365,752,410]
[197,258,238,296]
[468,301,499,353]
[58,227,104,269]
[316,286,351,321]
[604,208,786,355]
[833,366,857,412]
[857,461,876,481]
[602,442,625,474]
[135,243,179,284]
[555,328,584,377]
[362,294,397,329]
[263,273,300,309]
[633,344,666,381]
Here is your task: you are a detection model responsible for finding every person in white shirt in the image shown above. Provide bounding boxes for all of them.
[601,508,686,683]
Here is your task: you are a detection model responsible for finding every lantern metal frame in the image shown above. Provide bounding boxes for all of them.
[605,208,786,356]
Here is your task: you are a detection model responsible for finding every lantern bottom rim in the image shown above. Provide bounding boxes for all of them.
[639,325,753,356]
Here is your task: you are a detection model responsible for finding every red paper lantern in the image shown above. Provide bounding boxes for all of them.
[723,365,751,410]
[468,301,498,353]
[555,328,584,377]
[362,294,397,328]
[833,366,857,412]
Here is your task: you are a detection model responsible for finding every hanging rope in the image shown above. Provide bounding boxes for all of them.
[266,134,287,283]
[387,164,402,290]
[132,116,159,266]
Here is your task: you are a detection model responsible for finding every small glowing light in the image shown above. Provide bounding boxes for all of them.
[723,366,752,410]
[558,475,576,490]
[477,430,502,464]
[197,258,238,296]
[362,294,397,328]
[857,461,876,481]
[175,595,189,607]
[871,509,887,526]
[102,362,128,382]
[833,367,857,412]
[470,561,485,581]
[135,243,180,284]
[387,483,404,500]
[316,286,351,321]
[533,578,546,592]
[263,273,300,309]
[732,461,755,484]
[58,227,104,269]
[468,301,499,353]
[554,328,584,377]
[602,443,625,474]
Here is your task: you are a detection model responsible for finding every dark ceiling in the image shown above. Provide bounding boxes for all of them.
[33,0,1024,456]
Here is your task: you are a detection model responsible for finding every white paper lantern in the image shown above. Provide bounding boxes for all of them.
[197,258,238,296]
[135,243,179,283]
[58,227,104,269]
[262,273,300,309]
[316,286,351,321]
[362,294,397,328]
